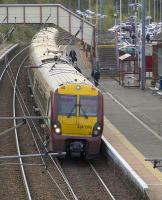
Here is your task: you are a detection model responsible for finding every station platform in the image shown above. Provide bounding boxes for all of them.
[66,44,162,200]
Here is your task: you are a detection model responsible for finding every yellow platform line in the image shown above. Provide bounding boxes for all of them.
[104,116,162,183]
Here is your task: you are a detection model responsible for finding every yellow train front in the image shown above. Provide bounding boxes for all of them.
[50,83,103,158]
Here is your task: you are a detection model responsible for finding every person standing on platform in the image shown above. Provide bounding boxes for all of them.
[91,69,100,87]
[146,33,150,43]
[131,32,136,44]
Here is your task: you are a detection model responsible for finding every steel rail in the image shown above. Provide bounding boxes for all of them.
[88,161,116,200]
[13,56,32,200]
[0,44,31,83]
[0,44,18,81]
[49,156,79,200]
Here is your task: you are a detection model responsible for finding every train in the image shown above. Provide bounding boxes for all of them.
[28,27,104,158]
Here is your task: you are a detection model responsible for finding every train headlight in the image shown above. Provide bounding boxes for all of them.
[54,124,57,128]
[92,123,102,137]
[55,127,61,134]
[53,121,61,134]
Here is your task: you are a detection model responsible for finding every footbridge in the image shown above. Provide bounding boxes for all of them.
[0,4,96,48]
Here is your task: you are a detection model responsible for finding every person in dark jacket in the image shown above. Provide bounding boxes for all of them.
[91,69,100,87]
[131,32,136,44]
[146,33,150,43]
[69,50,77,64]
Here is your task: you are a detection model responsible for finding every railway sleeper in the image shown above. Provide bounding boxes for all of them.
[43,134,49,148]
[42,124,49,147]
[27,84,32,88]
[28,84,34,95]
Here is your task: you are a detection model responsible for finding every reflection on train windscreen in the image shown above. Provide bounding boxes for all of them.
[58,95,77,116]
[80,96,98,116]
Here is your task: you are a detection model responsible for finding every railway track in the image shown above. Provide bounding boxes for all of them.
[0,46,27,199]
[0,46,73,199]
[57,157,116,200]
[13,54,114,199]
[9,47,76,199]
[55,153,140,200]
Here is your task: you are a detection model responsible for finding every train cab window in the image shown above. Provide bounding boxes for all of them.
[79,96,98,117]
[58,95,77,116]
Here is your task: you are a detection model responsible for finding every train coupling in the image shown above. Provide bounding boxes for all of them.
[69,141,84,157]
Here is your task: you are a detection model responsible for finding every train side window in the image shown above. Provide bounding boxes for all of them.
[47,98,51,126]
[34,78,48,114]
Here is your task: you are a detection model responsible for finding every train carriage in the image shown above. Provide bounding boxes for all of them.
[28,27,103,158]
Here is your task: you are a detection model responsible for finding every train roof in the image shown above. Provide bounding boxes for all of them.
[30,27,93,92]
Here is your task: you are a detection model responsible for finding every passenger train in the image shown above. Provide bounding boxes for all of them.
[28,27,103,158]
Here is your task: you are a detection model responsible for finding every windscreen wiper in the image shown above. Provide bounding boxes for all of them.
[80,105,88,119]
[67,104,77,118]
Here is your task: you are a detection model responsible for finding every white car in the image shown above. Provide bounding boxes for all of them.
[119,44,138,56]
[108,25,120,32]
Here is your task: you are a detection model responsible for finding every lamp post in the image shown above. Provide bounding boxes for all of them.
[149,0,151,24]
[77,0,80,10]
[140,0,146,90]
[120,0,122,41]
[89,0,91,10]
[99,0,103,33]
[160,0,161,22]
[154,0,156,22]
[114,13,117,26]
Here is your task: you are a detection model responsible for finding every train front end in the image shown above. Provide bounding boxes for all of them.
[50,84,103,158]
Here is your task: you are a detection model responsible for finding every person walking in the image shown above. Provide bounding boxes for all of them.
[69,50,77,64]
